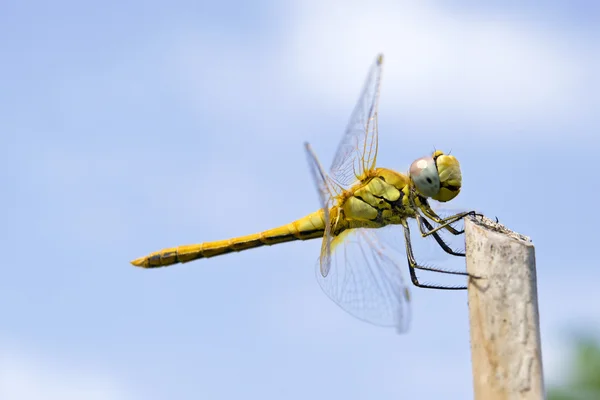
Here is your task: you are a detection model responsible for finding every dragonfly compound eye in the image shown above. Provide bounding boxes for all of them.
[409,156,441,198]
[431,153,462,202]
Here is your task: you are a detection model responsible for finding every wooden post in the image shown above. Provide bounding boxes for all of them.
[465,215,545,400]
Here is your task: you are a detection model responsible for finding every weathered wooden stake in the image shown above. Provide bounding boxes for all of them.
[465,215,545,400]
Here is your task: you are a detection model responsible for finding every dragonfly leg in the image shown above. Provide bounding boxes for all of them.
[417,210,478,238]
[413,200,468,235]
[402,222,468,290]
[418,202,483,236]
[416,215,465,257]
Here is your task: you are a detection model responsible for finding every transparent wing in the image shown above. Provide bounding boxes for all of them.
[329,54,383,190]
[316,227,412,332]
[304,142,336,277]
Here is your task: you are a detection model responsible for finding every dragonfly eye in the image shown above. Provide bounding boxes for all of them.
[409,156,441,198]
[431,153,462,202]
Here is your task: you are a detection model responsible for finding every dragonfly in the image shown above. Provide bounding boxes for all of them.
[131,54,476,332]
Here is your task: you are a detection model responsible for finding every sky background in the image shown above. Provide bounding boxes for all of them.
[2,0,600,399]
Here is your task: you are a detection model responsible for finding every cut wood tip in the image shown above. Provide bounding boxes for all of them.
[467,214,532,243]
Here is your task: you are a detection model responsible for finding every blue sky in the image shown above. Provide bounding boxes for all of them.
[2,1,599,399]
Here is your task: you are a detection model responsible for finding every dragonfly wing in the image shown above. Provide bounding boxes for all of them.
[316,228,412,332]
[304,142,336,277]
[329,54,383,189]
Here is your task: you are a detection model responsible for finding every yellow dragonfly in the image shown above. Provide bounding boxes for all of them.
[132,54,474,331]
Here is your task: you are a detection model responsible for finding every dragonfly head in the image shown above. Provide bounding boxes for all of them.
[409,150,462,202]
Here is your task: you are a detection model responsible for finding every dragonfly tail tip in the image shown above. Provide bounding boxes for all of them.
[130,257,149,268]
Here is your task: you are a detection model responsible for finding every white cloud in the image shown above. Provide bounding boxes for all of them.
[164,0,596,141]
[0,342,134,400]
[282,0,593,133]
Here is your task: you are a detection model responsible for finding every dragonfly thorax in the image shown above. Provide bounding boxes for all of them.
[337,168,418,230]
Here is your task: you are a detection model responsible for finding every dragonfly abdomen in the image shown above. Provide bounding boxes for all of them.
[130,210,326,268]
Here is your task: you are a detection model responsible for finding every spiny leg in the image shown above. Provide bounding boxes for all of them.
[402,222,467,290]
[416,210,477,238]
[411,198,466,235]
[422,208,470,235]
[419,202,480,236]
[417,216,465,257]
[415,215,482,280]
